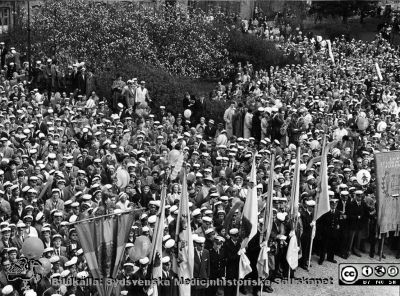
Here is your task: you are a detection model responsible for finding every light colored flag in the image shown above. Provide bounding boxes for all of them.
[257,154,275,279]
[286,232,300,269]
[175,169,194,296]
[286,147,301,269]
[290,147,301,218]
[170,152,184,180]
[375,63,383,81]
[75,211,135,296]
[315,136,330,221]
[238,155,259,280]
[149,187,167,296]
[327,40,335,64]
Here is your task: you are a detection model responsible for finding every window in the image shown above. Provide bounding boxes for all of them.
[0,7,10,35]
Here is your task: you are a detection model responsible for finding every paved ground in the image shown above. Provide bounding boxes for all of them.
[239,246,400,296]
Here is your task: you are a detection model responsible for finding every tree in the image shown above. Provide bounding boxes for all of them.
[15,0,231,79]
[309,0,378,24]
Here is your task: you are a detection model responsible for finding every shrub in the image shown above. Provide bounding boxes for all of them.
[227,30,295,70]
[26,0,231,79]
[96,60,225,121]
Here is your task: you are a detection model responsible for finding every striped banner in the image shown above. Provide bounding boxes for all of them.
[75,212,135,296]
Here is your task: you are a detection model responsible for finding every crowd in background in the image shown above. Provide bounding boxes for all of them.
[0,12,399,296]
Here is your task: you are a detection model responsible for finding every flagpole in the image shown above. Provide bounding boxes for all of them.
[68,208,145,225]
[288,147,300,279]
[237,153,259,296]
[258,153,275,296]
[308,135,327,270]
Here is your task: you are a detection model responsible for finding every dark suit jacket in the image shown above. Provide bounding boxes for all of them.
[129,268,151,296]
[160,270,178,296]
[318,209,340,237]
[76,73,87,95]
[301,210,313,236]
[209,247,226,279]
[347,200,368,231]
[193,249,210,288]
[224,238,241,279]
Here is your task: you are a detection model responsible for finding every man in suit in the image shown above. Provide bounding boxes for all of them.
[345,190,368,258]
[0,227,15,254]
[318,199,340,265]
[45,189,65,212]
[76,67,87,96]
[160,256,178,296]
[204,119,217,141]
[129,257,152,296]
[192,235,210,296]
[224,228,241,296]
[208,236,226,295]
[300,199,315,270]
[337,190,350,258]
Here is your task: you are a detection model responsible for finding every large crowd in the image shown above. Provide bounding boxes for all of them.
[0,17,399,296]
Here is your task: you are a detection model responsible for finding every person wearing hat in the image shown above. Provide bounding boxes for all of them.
[129,256,151,296]
[317,199,340,265]
[159,256,178,296]
[192,235,210,296]
[52,233,68,258]
[204,119,217,141]
[225,228,241,296]
[7,246,18,264]
[344,190,367,258]
[299,199,315,270]
[45,188,65,212]
[0,227,14,254]
[208,236,226,296]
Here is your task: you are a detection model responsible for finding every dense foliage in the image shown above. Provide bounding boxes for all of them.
[28,0,231,79]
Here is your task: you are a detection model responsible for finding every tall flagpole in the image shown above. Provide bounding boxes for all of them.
[259,153,275,296]
[308,135,327,270]
[237,153,258,296]
[288,147,300,279]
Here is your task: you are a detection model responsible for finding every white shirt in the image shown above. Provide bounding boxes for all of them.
[135,87,148,104]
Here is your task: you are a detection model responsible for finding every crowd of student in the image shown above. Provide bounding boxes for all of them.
[0,14,398,296]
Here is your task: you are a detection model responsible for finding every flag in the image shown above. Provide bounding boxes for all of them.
[327,40,334,64]
[175,169,194,296]
[149,187,167,296]
[75,211,135,296]
[315,135,330,221]
[240,155,258,248]
[375,151,400,234]
[238,155,258,280]
[375,63,383,81]
[170,152,184,180]
[238,248,252,278]
[286,147,301,269]
[286,232,300,269]
[263,154,275,243]
[257,154,275,279]
[256,241,270,279]
[289,147,301,218]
